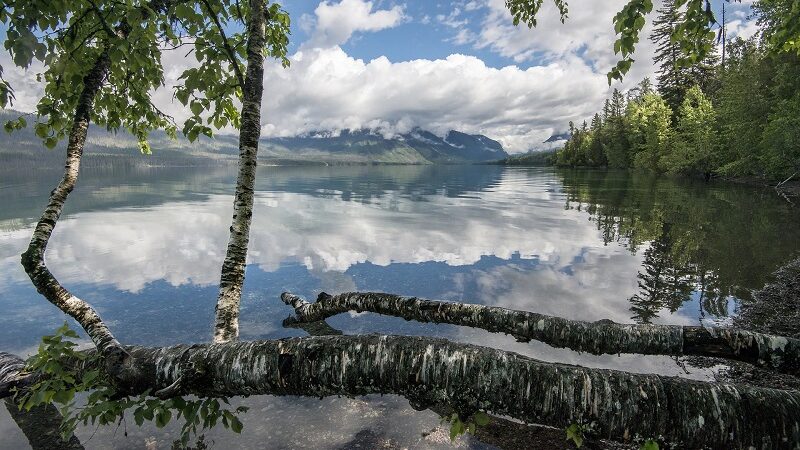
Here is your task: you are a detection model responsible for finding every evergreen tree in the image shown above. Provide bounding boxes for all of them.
[587,113,607,166]
[603,89,630,168]
[664,86,719,179]
[650,0,719,113]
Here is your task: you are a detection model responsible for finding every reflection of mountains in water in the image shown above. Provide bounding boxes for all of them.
[0,165,508,225]
[557,169,800,323]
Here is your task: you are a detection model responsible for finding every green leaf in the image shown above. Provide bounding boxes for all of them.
[473,411,490,426]
[190,101,204,116]
[566,423,584,448]
[134,408,145,426]
[230,416,243,433]
[641,439,659,450]
[155,408,172,428]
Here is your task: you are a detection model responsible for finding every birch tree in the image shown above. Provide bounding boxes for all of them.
[2,1,800,449]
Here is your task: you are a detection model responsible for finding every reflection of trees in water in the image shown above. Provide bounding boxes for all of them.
[629,224,695,323]
[627,224,728,323]
[558,169,800,323]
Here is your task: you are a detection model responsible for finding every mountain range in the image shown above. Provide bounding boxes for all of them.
[0,111,508,166]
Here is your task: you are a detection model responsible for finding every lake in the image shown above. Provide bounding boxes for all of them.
[1,164,798,449]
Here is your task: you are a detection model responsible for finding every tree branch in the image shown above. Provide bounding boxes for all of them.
[199,0,246,89]
[281,292,800,375]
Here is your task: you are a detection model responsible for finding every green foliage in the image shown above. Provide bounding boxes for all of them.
[564,421,601,447]
[173,1,292,143]
[441,411,491,441]
[556,2,800,183]
[754,0,800,54]
[608,0,653,83]
[760,92,800,179]
[627,92,673,172]
[505,0,569,28]
[641,439,660,450]
[0,0,291,150]
[14,323,248,448]
[714,37,800,180]
[505,0,800,84]
[1,0,182,151]
[650,0,719,113]
[663,85,718,177]
[565,422,585,447]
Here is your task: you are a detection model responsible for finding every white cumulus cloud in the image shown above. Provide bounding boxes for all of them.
[305,0,406,48]
[0,0,759,154]
[259,47,610,152]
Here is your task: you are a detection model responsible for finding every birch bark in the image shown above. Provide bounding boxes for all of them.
[213,0,268,343]
[282,291,800,375]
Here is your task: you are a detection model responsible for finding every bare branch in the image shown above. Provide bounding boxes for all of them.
[282,292,800,375]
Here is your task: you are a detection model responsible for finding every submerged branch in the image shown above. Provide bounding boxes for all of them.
[281,292,800,375]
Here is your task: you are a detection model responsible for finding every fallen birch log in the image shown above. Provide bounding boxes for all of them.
[282,292,800,375]
[4,335,798,448]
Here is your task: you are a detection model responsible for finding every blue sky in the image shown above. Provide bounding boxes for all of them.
[1,0,759,153]
[283,1,531,67]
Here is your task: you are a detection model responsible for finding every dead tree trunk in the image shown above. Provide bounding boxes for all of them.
[282,292,800,375]
[3,337,798,448]
[213,0,268,344]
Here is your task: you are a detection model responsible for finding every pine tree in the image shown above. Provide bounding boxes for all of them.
[588,114,607,166]
[603,89,630,168]
[650,1,719,113]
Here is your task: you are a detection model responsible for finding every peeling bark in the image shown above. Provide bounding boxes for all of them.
[0,352,30,399]
[19,51,122,357]
[213,0,268,344]
[3,336,799,447]
[282,292,800,375]
[120,336,800,448]
[1,353,83,449]
[18,0,181,363]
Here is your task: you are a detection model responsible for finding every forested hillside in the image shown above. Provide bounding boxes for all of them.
[554,0,799,182]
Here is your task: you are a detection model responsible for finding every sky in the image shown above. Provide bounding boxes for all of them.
[1,0,760,153]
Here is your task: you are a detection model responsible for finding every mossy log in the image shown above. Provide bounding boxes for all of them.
[282,292,800,375]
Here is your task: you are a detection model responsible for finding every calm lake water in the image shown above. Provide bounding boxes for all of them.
[1,164,798,449]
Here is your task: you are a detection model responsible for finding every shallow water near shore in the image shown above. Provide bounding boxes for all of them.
[1,164,798,449]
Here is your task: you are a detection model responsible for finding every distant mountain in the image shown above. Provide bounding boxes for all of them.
[544,132,570,143]
[267,128,507,164]
[0,110,508,166]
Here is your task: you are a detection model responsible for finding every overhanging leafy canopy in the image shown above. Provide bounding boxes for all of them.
[0,0,290,151]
